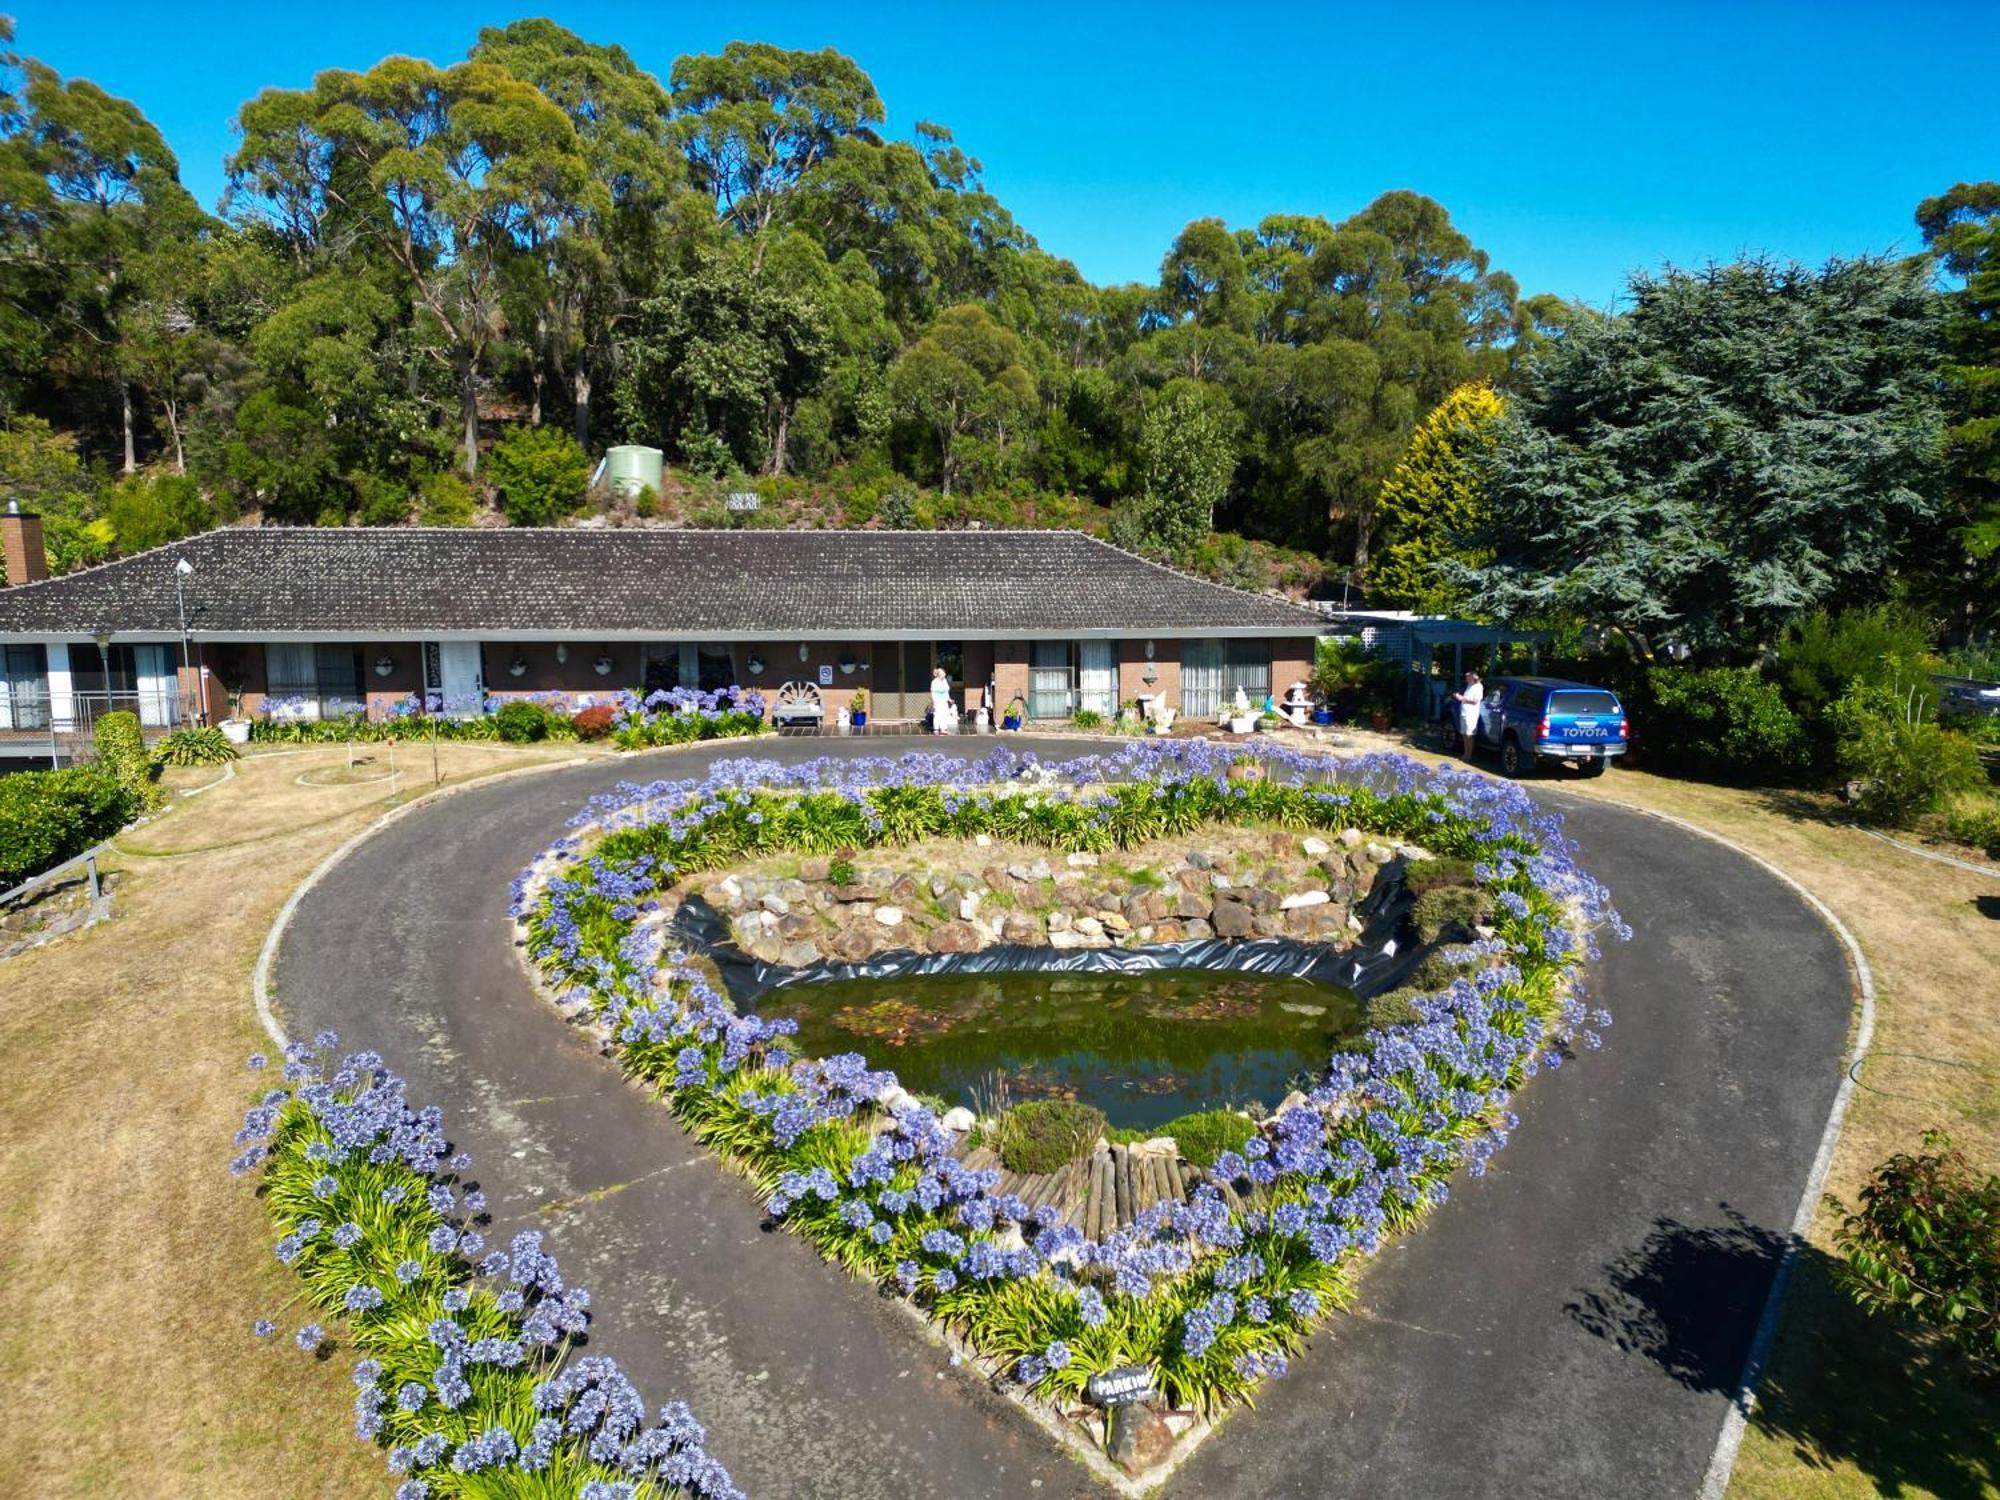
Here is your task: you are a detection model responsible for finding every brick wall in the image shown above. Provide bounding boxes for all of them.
[1119,639,1180,714]
[992,640,1029,723]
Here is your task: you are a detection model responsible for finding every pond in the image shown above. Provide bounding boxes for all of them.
[755,967,1365,1131]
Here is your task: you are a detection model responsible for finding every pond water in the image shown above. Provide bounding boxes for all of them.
[755,968,1364,1130]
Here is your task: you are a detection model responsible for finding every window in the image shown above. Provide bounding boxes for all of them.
[1181,639,1224,717]
[695,643,735,692]
[1549,690,1620,717]
[0,643,48,730]
[641,643,679,693]
[266,643,361,718]
[1224,640,1270,705]
[1077,640,1116,715]
[1029,641,1073,719]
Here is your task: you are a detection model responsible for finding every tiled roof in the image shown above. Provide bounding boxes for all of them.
[0,526,1324,637]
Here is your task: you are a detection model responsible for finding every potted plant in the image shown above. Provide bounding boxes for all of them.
[1001,694,1026,731]
[849,689,868,728]
[1226,751,1264,782]
[219,681,252,744]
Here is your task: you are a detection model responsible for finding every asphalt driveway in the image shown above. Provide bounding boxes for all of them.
[272,739,1853,1499]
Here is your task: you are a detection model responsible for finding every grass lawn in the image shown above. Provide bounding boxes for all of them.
[0,741,607,1498]
[1322,721,1998,1499]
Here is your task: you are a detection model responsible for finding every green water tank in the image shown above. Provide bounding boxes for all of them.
[604,444,664,498]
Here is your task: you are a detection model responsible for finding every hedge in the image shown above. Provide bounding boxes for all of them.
[0,766,134,889]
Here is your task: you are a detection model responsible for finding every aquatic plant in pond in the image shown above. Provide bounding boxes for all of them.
[516,739,1621,1418]
[230,1034,742,1499]
[757,968,1365,1130]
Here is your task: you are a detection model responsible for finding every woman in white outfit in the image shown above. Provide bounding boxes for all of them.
[930,667,954,734]
[1450,670,1484,759]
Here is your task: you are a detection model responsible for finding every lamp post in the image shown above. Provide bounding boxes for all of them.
[173,555,206,725]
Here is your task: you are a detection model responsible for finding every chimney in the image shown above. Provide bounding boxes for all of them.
[2,499,48,586]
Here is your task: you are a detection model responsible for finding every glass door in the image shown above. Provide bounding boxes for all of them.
[1077,639,1116,715]
[1029,640,1073,720]
[1181,639,1224,718]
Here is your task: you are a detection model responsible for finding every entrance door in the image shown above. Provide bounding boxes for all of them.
[438,641,483,716]
[867,642,961,721]
[133,644,176,727]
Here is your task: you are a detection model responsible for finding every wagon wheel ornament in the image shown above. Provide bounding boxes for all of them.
[771,680,824,727]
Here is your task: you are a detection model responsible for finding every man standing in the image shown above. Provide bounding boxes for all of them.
[1450,670,1484,759]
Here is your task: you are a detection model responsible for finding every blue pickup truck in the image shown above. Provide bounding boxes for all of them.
[1473,676,1629,777]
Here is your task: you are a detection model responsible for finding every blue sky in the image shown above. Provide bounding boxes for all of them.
[13,1,1998,305]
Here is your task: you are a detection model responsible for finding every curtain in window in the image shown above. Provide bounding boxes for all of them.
[0,643,49,730]
[1077,639,1116,714]
[265,642,318,718]
[134,644,176,727]
[1181,639,1224,718]
[1225,640,1271,706]
[1029,640,1072,719]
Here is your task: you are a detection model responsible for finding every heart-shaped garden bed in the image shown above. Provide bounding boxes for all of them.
[513,740,1618,1484]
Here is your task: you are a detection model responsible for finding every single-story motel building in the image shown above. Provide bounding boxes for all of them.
[0,508,1325,754]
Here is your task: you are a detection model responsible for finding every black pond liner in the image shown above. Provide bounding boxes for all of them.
[672,859,1423,1008]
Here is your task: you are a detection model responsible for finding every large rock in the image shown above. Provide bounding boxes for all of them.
[1339,827,1364,848]
[941,1106,976,1132]
[759,892,791,916]
[1065,851,1099,868]
[779,940,821,968]
[1098,911,1132,935]
[873,905,905,927]
[1126,889,1172,924]
[799,855,832,882]
[889,874,923,904]
[1252,914,1285,938]
[926,920,983,954]
[1212,897,1254,938]
[1350,862,1378,899]
[1186,849,1213,870]
[1182,917,1214,940]
[1046,909,1074,933]
[1302,836,1332,857]
[1074,915,1107,941]
[957,891,982,921]
[1173,889,1212,921]
[1279,888,1329,910]
[828,924,880,962]
[1002,912,1043,943]
[983,865,1012,893]
[1108,1402,1175,1476]
[1174,868,1210,895]
[1243,886,1282,914]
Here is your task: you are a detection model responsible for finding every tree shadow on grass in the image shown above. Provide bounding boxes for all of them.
[1567,1207,2000,1497]
[1974,893,2000,921]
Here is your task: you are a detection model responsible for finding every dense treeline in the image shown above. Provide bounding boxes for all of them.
[0,15,1994,659]
[0,17,1549,576]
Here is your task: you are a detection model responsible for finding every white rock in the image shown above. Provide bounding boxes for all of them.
[1139,1136,1178,1156]
[1047,929,1095,949]
[974,834,993,847]
[941,1106,976,1132]
[1279,889,1330,910]
[877,1082,916,1111]
[719,874,743,899]
[1210,872,1233,889]
[1074,916,1106,940]
[1065,851,1099,867]
[1338,828,1364,848]
[1302,836,1331,857]
[1365,842,1394,864]
[874,905,905,927]
[1046,909,1073,932]
[958,892,982,920]
[760,892,790,915]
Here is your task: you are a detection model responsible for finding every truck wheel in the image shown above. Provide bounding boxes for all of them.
[1500,736,1526,778]
[1575,758,1607,778]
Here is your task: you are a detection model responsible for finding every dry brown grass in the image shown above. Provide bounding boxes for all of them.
[0,742,606,1499]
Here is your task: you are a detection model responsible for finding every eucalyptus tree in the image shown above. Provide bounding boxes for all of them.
[889,301,1036,493]
[470,19,683,445]
[670,42,883,272]
[229,57,592,476]
[4,46,203,469]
